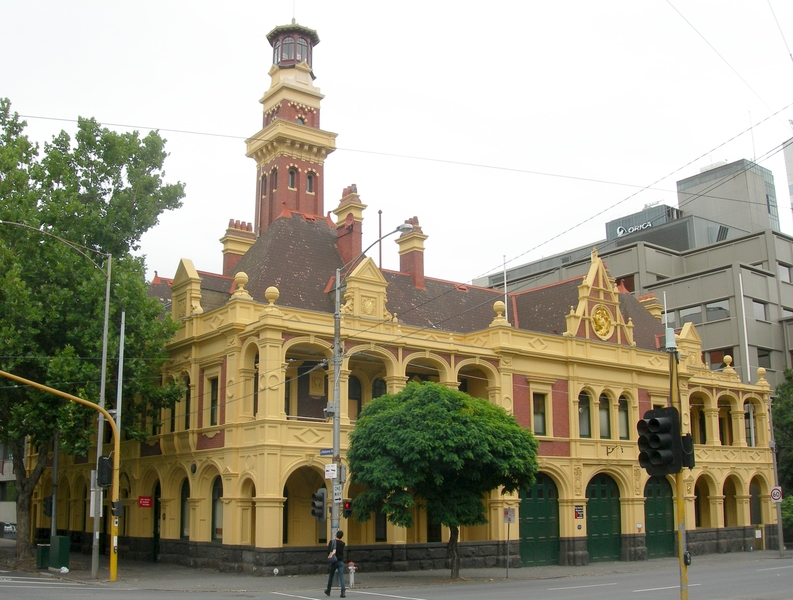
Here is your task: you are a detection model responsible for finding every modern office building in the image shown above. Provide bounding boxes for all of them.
[477,161,793,389]
[30,21,777,573]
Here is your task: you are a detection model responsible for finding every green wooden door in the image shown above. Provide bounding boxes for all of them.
[586,473,621,562]
[519,473,560,566]
[644,476,674,559]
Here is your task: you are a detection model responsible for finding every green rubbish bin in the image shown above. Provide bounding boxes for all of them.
[36,544,50,569]
[49,535,70,570]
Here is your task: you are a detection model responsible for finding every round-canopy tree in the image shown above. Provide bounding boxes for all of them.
[348,381,539,578]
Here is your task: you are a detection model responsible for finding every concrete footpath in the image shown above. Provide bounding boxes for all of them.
[1,537,791,593]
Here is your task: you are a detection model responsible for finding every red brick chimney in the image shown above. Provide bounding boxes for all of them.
[220,219,256,275]
[397,217,428,290]
[331,184,367,266]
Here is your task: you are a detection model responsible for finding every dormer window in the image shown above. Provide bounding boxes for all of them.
[297,38,308,63]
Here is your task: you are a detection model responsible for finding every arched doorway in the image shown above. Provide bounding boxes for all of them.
[519,472,560,566]
[586,473,621,562]
[644,476,674,558]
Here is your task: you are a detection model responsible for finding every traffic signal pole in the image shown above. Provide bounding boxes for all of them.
[667,330,688,600]
[0,370,121,581]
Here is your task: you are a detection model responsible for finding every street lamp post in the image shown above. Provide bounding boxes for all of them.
[0,221,112,578]
[329,222,413,535]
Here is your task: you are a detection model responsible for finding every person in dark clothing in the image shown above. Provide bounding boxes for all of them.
[325,529,346,597]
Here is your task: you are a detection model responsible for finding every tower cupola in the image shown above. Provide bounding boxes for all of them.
[267,21,320,72]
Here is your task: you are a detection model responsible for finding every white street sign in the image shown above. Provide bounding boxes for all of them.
[325,463,337,480]
[503,507,516,524]
[333,484,342,503]
[771,486,783,503]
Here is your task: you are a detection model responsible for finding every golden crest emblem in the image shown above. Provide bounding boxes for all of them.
[591,304,613,340]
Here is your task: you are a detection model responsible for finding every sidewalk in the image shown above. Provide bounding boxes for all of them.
[2,537,792,593]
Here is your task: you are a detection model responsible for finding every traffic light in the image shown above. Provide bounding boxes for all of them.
[311,487,327,521]
[342,499,353,519]
[97,456,113,488]
[43,495,53,517]
[637,406,682,476]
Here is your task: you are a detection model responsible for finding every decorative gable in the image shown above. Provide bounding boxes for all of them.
[564,248,635,346]
[340,257,394,321]
[170,258,203,320]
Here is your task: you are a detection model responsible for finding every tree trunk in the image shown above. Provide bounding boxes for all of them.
[447,524,460,579]
[12,436,52,561]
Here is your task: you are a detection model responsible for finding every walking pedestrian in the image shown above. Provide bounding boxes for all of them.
[324,530,346,598]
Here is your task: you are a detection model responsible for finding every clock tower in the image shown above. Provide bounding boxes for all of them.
[246,21,337,235]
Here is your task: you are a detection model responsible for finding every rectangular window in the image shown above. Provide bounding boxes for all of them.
[532,393,546,436]
[779,263,792,283]
[706,348,733,371]
[679,305,702,326]
[578,394,591,439]
[783,307,793,318]
[210,378,219,426]
[753,300,767,321]
[663,310,676,329]
[757,348,772,369]
[705,299,730,321]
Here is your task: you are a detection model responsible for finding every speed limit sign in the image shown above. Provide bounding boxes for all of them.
[771,486,783,503]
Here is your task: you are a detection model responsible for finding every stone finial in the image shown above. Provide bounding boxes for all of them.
[723,355,736,373]
[757,367,767,381]
[232,272,252,299]
[490,300,510,327]
[265,286,280,305]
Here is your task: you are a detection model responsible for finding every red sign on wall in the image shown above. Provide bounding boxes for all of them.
[138,496,153,508]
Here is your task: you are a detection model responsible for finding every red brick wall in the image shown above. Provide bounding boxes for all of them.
[400,250,425,289]
[538,440,570,456]
[552,379,570,438]
[513,376,530,428]
[638,387,652,416]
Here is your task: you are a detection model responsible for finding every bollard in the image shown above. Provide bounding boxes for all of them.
[348,561,356,588]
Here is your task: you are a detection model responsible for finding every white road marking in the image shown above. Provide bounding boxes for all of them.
[633,583,701,592]
[356,592,431,600]
[271,592,329,600]
[547,582,618,591]
[757,565,793,572]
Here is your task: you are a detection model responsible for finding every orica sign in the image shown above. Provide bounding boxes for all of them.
[616,221,652,236]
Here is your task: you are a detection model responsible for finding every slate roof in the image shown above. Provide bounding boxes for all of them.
[155,212,666,348]
[231,211,342,314]
[512,279,580,336]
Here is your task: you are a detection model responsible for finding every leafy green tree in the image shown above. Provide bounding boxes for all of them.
[0,98,185,560]
[348,381,539,578]
[773,369,793,495]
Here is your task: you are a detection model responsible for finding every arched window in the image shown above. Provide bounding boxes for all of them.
[253,354,259,417]
[599,393,611,439]
[211,477,223,541]
[306,173,314,193]
[282,36,295,60]
[578,391,591,438]
[618,396,630,440]
[180,479,190,539]
[296,116,305,125]
[297,38,308,62]
[744,400,757,447]
[271,169,277,192]
[273,42,281,65]
[288,169,297,189]
[260,174,266,197]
